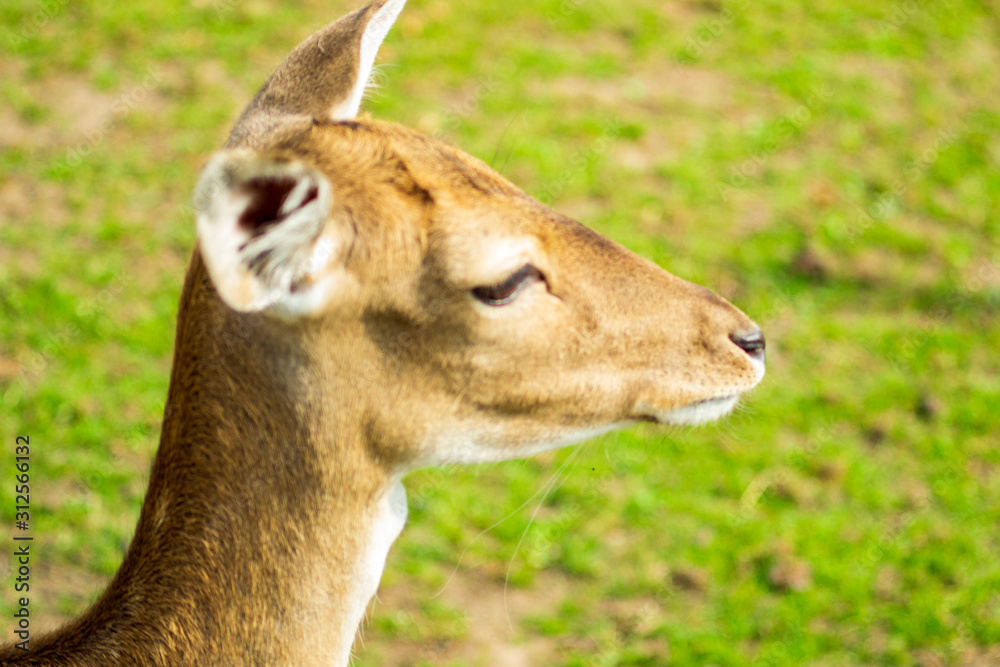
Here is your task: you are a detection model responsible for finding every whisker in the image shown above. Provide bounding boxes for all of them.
[502,443,587,632]
[499,138,516,176]
[491,111,523,170]
[431,452,575,600]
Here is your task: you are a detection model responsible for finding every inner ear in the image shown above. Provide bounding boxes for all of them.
[194,150,339,313]
[239,176,321,238]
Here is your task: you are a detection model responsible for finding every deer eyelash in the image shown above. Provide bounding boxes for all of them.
[471,264,543,306]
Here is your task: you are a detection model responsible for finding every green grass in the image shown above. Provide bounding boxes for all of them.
[2,0,1000,664]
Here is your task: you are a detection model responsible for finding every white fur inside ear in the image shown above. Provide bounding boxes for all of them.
[330,0,407,120]
[194,150,336,313]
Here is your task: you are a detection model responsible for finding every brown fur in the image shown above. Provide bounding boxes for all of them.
[0,1,763,664]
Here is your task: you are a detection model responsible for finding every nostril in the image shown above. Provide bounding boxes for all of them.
[729,330,766,361]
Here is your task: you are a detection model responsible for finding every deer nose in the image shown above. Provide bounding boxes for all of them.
[729,329,765,363]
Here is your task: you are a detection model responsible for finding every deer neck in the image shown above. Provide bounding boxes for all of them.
[47,255,404,666]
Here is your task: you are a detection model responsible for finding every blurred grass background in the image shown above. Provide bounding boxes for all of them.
[2,0,999,665]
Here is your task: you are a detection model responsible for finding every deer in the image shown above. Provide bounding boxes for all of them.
[0,0,765,664]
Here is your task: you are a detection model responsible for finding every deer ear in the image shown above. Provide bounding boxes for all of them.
[193,150,347,314]
[228,0,406,147]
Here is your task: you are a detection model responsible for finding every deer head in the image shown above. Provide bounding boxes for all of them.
[193,0,764,474]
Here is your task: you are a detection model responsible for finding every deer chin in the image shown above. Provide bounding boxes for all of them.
[410,420,637,468]
[658,395,741,426]
[635,393,743,426]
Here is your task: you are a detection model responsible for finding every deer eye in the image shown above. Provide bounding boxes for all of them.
[472,264,542,306]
